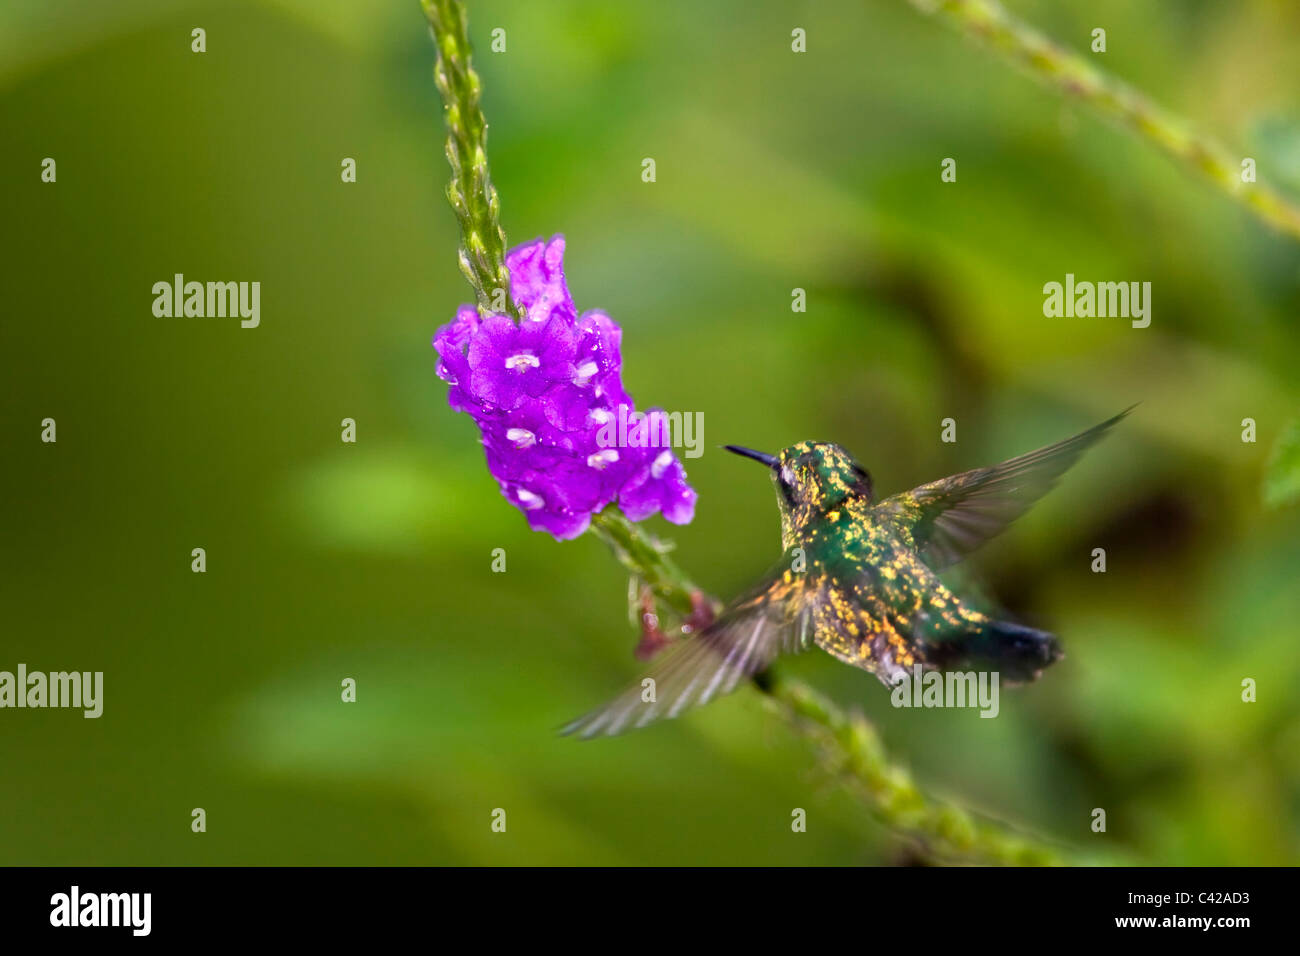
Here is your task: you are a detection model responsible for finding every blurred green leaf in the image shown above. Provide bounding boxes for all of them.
[1264,415,1300,508]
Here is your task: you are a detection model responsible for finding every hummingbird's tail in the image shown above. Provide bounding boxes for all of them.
[927,619,1063,684]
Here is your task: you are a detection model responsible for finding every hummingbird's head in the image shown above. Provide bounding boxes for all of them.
[725,440,873,529]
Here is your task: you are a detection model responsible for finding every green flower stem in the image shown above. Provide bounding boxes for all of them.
[425,0,1065,865]
[766,672,1061,864]
[904,0,1300,241]
[590,508,1064,865]
[589,511,702,619]
[421,0,523,318]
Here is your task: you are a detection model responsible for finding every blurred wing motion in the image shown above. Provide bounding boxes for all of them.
[561,563,815,739]
[875,408,1132,570]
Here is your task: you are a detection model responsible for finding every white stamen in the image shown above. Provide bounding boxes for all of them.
[572,361,599,386]
[505,352,540,371]
[587,449,619,470]
[515,488,544,510]
[651,450,674,479]
[589,408,613,425]
[506,428,535,448]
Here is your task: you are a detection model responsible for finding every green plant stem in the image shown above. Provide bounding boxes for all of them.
[767,671,1061,864]
[426,0,1065,865]
[421,0,523,318]
[589,511,702,619]
[904,0,1300,241]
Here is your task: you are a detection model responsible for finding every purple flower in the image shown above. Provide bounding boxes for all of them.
[621,446,697,525]
[432,306,479,412]
[479,401,572,482]
[466,313,575,410]
[574,311,623,385]
[433,236,697,540]
[506,237,578,326]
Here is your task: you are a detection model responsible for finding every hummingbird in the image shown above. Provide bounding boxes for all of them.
[563,409,1130,738]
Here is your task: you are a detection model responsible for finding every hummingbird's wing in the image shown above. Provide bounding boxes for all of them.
[875,409,1131,570]
[561,562,817,739]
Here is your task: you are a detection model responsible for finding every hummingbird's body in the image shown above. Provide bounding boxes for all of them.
[783,496,986,682]
[564,410,1129,738]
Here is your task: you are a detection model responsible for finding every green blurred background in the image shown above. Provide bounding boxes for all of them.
[2,0,1299,865]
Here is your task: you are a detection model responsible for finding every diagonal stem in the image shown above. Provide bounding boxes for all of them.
[902,0,1300,241]
[421,0,523,318]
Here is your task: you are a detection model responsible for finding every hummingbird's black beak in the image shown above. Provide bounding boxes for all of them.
[724,445,778,468]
